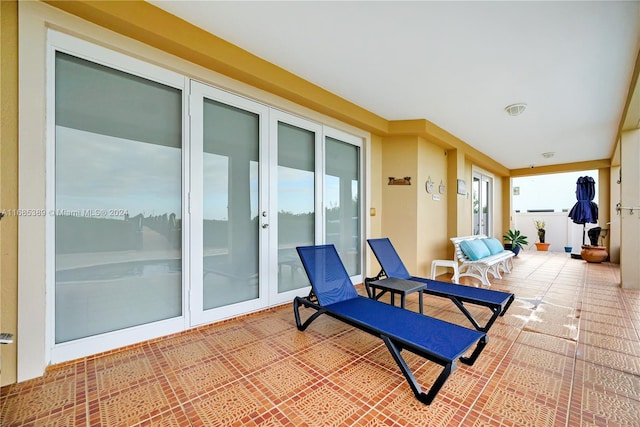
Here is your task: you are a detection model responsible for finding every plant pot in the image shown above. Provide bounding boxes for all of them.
[581,245,608,263]
[504,243,521,256]
[564,246,572,253]
[535,242,550,251]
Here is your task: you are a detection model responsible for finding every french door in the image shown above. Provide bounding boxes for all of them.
[189,83,271,325]
[472,170,493,236]
[269,111,323,305]
[49,32,363,362]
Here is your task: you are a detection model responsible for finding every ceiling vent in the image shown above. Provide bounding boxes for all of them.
[505,103,527,116]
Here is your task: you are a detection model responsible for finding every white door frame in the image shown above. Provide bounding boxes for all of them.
[189,82,271,326]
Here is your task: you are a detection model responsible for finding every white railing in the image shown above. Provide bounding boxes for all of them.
[512,211,603,252]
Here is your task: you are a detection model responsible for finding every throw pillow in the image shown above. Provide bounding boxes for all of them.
[460,239,490,261]
[482,238,505,255]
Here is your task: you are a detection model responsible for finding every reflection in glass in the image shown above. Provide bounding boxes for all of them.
[482,179,489,235]
[202,99,259,309]
[473,176,480,234]
[278,122,315,292]
[472,174,491,236]
[54,52,182,343]
[325,137,361,276]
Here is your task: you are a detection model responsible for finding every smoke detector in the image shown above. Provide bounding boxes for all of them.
[504,103,527,116]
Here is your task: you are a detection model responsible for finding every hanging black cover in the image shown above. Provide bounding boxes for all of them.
[568,176,598,225]
[568,176,599,247]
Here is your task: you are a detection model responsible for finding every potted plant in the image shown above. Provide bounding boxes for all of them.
[534,220,550,251]
[503,229,528,256]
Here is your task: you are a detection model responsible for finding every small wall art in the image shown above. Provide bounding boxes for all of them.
[388,176,411,185]
[425,177,434,193]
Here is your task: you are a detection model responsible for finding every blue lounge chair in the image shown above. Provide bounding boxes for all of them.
[294,244,487,405]
[367,238,515,332]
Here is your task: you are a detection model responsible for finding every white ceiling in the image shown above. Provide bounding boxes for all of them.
[150,1,640,170]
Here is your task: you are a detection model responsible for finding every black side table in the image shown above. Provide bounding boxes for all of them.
[365,277,425,314]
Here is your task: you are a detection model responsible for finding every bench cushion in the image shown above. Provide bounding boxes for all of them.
[460,239,490,260]
[482,237,505,255]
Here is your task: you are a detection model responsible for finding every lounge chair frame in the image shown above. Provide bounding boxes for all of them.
[294,244,487,405]
[367,238,515,332]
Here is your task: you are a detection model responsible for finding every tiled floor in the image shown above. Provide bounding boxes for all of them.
[2,251,640,426]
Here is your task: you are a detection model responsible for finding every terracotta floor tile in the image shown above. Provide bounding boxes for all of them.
[165,355,241,402]
[525,321,579,341]
[581,311,635,328]
[297,341,361,376]
[332,328,384,355]
[479,387,560,426]
[516,330,577,357]
[136,406,192,427]
[0,378,77,426]
[570,360,640,426]
[577,343,640,375]
[580,318,638,340]
[154,337,219,370]
[580,329,640,356]
[377,390,469,427]
[91,380,175,426]
[224,340,289,375]
[249,358,322,405]
[183,378,275,427]
[329,359,402,406]
[242,408,296,427]
[2,252,640,426]
[278,378,370,426]
[351,407,404,426]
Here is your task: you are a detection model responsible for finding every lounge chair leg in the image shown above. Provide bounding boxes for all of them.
[448,297,503,332]
[459,335,488,366]
[500,294,515,316]
[364,270,387,299]
[293,297,326,331]
[382,335,455,405]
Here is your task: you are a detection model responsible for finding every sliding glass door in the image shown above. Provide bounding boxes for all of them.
[49,31,364,362]
[51,34,187,361]
[270,113,322,302]
[325,132,361,277]
[190,83,269,325]
[473,171,493,236]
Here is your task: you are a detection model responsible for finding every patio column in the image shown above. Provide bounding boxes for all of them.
[620,130,640,288]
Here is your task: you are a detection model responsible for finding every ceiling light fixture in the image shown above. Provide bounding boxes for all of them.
[505,103,527,116]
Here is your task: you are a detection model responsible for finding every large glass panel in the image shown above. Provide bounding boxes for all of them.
[472,173,492,236]
[55,52,182,343]
[325,137,361,276]
[203,99,259,309]
[278,122,315,292]
[473,176,481,234]
[481,177,490,235]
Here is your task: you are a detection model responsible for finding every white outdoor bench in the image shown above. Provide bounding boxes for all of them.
[450,235,515,287]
